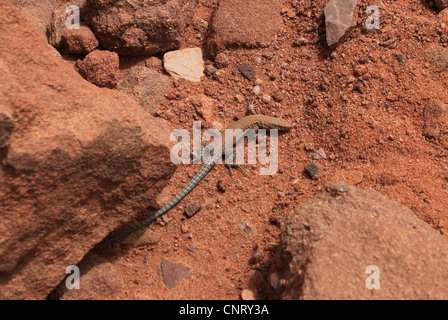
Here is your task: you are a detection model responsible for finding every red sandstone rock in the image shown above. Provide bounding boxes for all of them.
[9,0,60,36]
[271,182,448,299]
[75,50,120,88]
[49,254,122,300]
[206,0,283,56]
[61,24,99,54]
[47,7,68,48]
[83,0,198,55]
[0,0,175,299]
[324,0,359,48]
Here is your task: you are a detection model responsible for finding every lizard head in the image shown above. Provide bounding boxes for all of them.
[270,117,294,131]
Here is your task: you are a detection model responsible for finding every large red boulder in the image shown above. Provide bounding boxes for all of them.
[206,0,283,56]
[271,182,448,299]
[83,0,198,55]
[0,0,175,299]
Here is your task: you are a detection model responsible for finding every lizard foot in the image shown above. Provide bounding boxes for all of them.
[226,163,250,177]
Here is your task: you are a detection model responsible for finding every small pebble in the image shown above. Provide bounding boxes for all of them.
[269,273,280,289]
[217,179,228,193]
[261,94,271,103]
[273,91,285,102]
[263,52,274,59]
[204,64,217,77]
[234,94,245,103]
[237,63,255,80]
[312,148,327,160]
[241,289,255,300]
[215,53,230,69]
[393,53,406,66]
[185,202,201,218]
[353,65,367,77]
[305,163,319,179]
[249,249,263,265]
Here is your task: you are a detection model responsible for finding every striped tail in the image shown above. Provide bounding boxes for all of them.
[96,163,215,247]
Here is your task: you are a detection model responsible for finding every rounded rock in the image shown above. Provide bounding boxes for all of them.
[75,50,120,88]
[214,53,230,69]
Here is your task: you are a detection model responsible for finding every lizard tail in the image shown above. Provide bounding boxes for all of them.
[96,163,215,248]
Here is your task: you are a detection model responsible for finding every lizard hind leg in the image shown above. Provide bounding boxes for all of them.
[226,163,250,177]
[224,150,251,177]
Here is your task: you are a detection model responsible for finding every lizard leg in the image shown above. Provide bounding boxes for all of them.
[226,163,250,177]
[224,150,250,177]
[247,98,258,115]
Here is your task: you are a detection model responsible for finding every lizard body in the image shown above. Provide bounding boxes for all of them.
[97,114,292,246]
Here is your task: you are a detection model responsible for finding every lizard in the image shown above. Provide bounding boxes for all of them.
[96,114,293,247]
